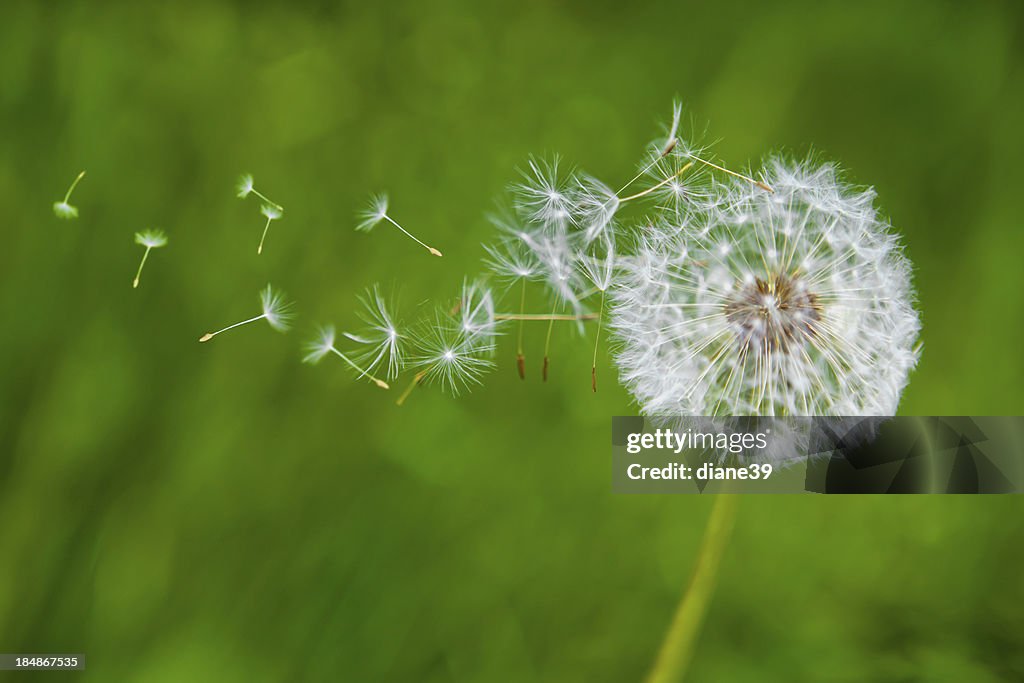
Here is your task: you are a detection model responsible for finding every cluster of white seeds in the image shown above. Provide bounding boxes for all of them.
[56,103,921,415]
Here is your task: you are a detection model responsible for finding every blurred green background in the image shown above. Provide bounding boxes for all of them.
[2,0,1023,680]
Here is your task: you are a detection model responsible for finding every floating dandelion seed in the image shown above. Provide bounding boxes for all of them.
[132,229,168,288]
[199,284,294,342]
[455,279,499,351]
[342,286,406,381]
[572,174,620,244]
[303,325,389,389]
[257,203,283,255]
[236,173,283,210]
[514,157,575,232]
[356,193,442,257]
[484,238,540,379]
[411,315,495,396]
[579,233,616,392]
[53,170,86,219]
[610,158,920,416]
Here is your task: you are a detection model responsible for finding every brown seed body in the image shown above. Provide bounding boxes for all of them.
[724,273,821,354]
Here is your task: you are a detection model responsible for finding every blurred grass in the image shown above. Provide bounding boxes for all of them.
[1,0,1023,680]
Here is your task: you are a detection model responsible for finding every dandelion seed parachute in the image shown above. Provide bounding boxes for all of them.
[53,170,86,220]
[132,229,168,288]
[135,229,168,249]
[342,286,406,380]
[199,284,294,342]
[260,284,295,332]
[356,193,443,257]
[304,324,390,388]
[411,313,496,395]
[610,158,921,417]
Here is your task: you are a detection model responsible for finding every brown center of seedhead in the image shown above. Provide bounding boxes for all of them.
[724,273,821,353]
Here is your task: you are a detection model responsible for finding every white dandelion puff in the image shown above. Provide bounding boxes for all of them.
[483,238,540,285]
[520,229,587,314]
[410,315,496,396]
[199,284,295,342]
[341,286,406,381]
[610,158,921,417]
[513,157,576,232]
[455,279,500,352]
[132,229,168,288]
[303,325,389,389]
[571,174,620,243]
[236,173,283,210]
[53,170,85,219]
[483,236,539,379]
[302,326,336,364]
[356,193,442,257]
[578,232,616,294]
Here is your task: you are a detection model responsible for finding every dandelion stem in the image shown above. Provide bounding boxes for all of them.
[516,279,527,380]
[384,215,443,257]
[330,348,388,389]
[516,280,526,354]
[687,154,773,193]
[250,188,283,211]
[495,313,599,321]
[542,302,557,382]
[199,314,265,342]
[591,289,605,392]
[133,247,151,289]
[644,495,739,683]
[619,162,693,203]
[615,155,666,196]
[64,170,85,203]
[258,214,273,254]
[396,370,428,406]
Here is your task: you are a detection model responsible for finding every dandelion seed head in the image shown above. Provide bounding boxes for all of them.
[260,284,295,332]
[135,229,168,248]
[261,203,283,220]
[611,158,921,417]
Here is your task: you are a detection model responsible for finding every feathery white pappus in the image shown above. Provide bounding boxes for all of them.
[410,281,499,396]
[342,285,406,381]
[610,159,921,417]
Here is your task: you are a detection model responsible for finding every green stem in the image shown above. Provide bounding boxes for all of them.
[64,170,86,202]
[495,313,598,321]
[591,289,605,392]
[133,247,150,288]
[396,370,428,406]
[517,279,526,355]
[251,188,283,211]
[644,495,739,683]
